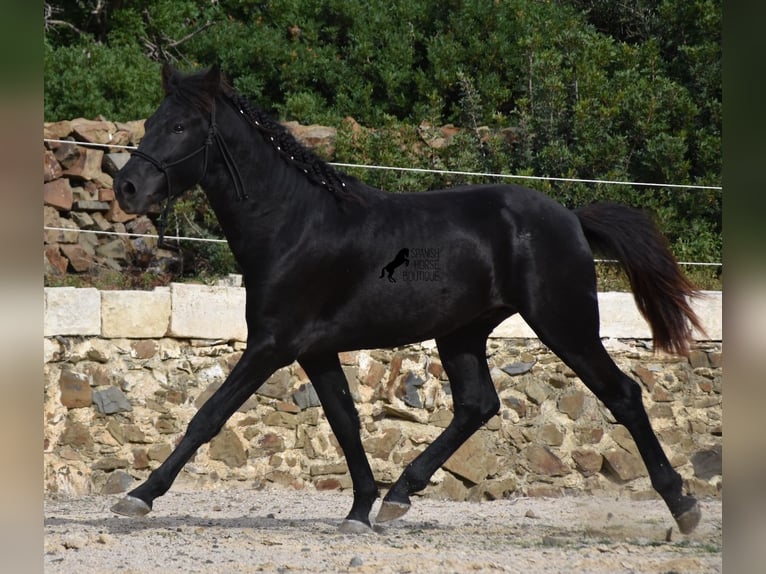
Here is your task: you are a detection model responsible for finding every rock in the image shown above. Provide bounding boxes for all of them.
[524,444,568,476]
[92,386,132,414]
[44,149,62,182]
[470,476,517,501]
[106,200,136,223]
[60,244,94,272]
[44,120,73,139]
[610,426,639,456]
[363,428,402,460]
[210,426,248,467]
[90,211,113,232]
[44,178,74,211]
[428,408,453,428]
[59,368,92,408]
[502,396,527,418]
[633,365,656,390]
[382,403,423,423]
[101,470,134,494]
[86,339,113,363]
[74,200,110,212]
[264,411,299,428]
[70,211,94,229]
[524,380,550,405]
[427,360,444,379]
[148,443,172,462]
[103,152,131,175]
[688,350,710,369]
[52,139,81,168]
[96,238,128,261]
[155,414,180,434]
[438,471,471,501]
[131,340,158,359]
[362,359,387,388]
[539,423,564,446]
[443,432,497,484]
[558,390,585,420]
[572,449,603,477]
[602,449,646,481]
[60,419,94,450]
[50,219,81,244]
[92,457,130,471]
[547,374,569,389]
[293,383,321,409]
[403,372,424,408]
[283,122,337,157]
[132,448,149,469]
[309,462,348,476]
[259,369,293,399]
[71,118,118,144]
[314,477,342,491]
[99,187,116,202]
[45,245,68,275]
[691,445,722,479]
[115,120,145,144]
[62,147,104,180]
[255,433,285,456]
[501,360,536,376]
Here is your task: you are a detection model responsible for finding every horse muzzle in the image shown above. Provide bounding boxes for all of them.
[113,170,165,215]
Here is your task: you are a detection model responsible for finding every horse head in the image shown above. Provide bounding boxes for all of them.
[114,64,224,214]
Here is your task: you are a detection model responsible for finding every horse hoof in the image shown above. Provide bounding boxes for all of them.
[375,501,410,523]
[675,500,702,534]
[338,519,374,534]
[111,495,151,517]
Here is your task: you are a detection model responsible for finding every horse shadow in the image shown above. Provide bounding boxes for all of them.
[379,248,410,282]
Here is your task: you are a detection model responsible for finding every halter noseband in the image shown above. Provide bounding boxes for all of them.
[130,100,248,247]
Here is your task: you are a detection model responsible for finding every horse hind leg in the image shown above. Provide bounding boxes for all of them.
[519,288,701,534]
[376,324,500,523]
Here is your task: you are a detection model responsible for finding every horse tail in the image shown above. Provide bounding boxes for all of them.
[574,202,705,356]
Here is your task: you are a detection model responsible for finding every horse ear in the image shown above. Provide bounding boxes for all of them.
[161,62,176,95]
[203,64,222,96]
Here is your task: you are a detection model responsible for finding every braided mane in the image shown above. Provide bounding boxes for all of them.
[225,91,356,202]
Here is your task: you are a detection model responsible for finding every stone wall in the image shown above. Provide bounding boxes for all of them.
[44,286,722,503]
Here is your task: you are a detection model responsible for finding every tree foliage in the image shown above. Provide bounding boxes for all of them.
[44,0,721,276]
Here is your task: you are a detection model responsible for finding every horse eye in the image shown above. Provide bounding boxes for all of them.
[172,123,185,134]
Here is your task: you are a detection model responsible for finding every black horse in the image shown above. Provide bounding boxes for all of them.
[112,64,704,535]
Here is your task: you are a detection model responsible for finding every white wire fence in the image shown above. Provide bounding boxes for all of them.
[43,138,723,268]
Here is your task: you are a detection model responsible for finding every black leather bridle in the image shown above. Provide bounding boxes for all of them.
[130,100,248,247]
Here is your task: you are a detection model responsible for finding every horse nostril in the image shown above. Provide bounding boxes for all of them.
[118,179,137,197]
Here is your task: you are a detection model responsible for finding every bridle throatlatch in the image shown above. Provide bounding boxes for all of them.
[129,101,248,249]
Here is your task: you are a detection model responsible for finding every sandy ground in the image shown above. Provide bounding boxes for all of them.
[44,487,722,573]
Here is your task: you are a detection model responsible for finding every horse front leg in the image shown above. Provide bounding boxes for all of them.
[299,354,379,533]
[112,336,290,517]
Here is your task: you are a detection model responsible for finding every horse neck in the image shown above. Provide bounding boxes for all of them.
[199,101,335,261]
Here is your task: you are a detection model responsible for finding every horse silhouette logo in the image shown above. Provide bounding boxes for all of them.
[380,248,410,282]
